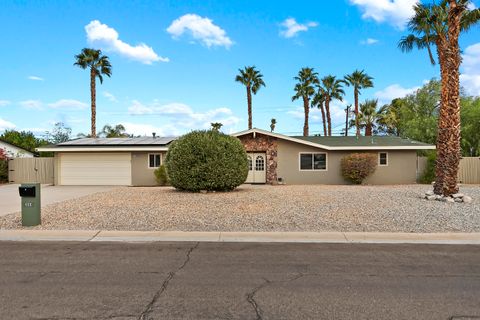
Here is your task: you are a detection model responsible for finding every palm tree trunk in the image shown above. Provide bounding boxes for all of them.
[90,68,96,138]
[442,0,463,196]
[365,124,372,136]
[354,89,360,137]
[325,96,332,136]
[303,96,309,136]
[247,86,252,130]
[319,103,327,136]
[434,39,449,195]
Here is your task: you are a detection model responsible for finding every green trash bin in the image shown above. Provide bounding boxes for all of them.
[19,183,41,226]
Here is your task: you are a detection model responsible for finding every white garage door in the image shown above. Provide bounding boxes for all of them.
[60,153,132,185]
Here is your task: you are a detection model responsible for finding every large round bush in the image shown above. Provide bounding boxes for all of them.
[165,130,248,192]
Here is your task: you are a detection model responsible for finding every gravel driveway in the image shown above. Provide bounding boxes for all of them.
[0,184,479,232]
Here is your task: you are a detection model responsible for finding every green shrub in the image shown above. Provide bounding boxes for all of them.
[154,164,169,186]
[341,153,378,184]
[165,130,248,192]
[419,150,436,184]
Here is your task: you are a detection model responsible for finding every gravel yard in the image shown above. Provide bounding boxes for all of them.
[0,184,479,232]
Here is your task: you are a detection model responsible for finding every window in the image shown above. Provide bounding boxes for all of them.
[149,154,162,168]
[255,155,265,171]
[247,155,253,171]
[379,152,388,166]
[300,153,327,170]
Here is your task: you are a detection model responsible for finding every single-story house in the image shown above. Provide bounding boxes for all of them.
[0,139,36,158]
[37,128,435,186]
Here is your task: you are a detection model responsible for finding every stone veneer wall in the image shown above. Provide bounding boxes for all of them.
[238,133,278,184]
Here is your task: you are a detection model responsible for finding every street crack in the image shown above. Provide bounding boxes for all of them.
[138,242,199,320]
[246,274,305,320]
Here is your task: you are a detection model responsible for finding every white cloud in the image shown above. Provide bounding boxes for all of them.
[20,100,43,110]
[166,14,233,48]
[48,99,88,110]
[28,75,44,81]
[461,42,480,96]
[0,100,10,107]
[103,91,118,102]
[279,18,318,38]
[85,20,169,64]
[126,100,241,135]
[349,0,418,29]
[360,38,379,45]
[123,122,182,137]
[375,84,420,104]
[0,118,16,131]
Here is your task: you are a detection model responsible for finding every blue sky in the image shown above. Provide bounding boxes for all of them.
[0,0,479,137]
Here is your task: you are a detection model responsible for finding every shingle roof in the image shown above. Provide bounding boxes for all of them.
[57,137,175,146]
[292,136,433,148]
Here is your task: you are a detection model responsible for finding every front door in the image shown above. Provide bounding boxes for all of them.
[246,153,266,184]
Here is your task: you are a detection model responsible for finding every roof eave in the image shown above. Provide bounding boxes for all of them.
[36,146,169,152]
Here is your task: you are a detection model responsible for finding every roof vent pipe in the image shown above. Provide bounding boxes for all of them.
[152,132,156,138]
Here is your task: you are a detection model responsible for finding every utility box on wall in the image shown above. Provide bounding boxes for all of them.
[18,183,41,226]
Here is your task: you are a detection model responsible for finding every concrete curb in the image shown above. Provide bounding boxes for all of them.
[1,230,480,244]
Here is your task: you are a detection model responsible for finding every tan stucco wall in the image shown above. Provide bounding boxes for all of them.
[276,139,418,185]
[131,152,166,186]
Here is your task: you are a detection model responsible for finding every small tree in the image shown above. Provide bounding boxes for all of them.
[154,165,170,186]
[270,118,276,132]
[46,122,72,144]
[211,122,223,131]
[341,153,377,184]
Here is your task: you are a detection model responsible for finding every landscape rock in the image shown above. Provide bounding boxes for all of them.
[463,196,473,203]
[454,198,463,203]
[425,190,434,196]
[452,193,464,199]
[426,195,437,201]
[445,197,455,203]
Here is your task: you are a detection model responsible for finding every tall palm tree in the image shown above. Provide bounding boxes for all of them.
[344,70,374,137]
[356,99,379,136]
[74,48,112,138]
[292,67,319,136]
[399,0,479,195]
[319,75,345,136]
[311,92,327,136]
[100,124,129,138]
[235,66,266,130]
[442,0,472,195]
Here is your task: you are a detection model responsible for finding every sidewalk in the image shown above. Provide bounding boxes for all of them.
[1,230,480,244]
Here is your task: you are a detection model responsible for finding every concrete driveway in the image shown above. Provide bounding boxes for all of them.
[0,184,116,217]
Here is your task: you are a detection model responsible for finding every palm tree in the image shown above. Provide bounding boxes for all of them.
[270,118,276,132]
[235,66,266,130]
[74,48,112,138]
[399,1,479,195]
[100,124,129,138]
[319,75,345,136]
[292,67,319,136]
[344,70,374,137]
[311,91,327,136]
[356,99,379,136]
[377,98,404,136]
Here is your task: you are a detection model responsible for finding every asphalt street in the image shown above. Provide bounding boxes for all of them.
[0,241,479,319]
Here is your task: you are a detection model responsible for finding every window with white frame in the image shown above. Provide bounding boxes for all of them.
[379,152,388,166]
[149,154,162,168]
[300,153,327,170]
